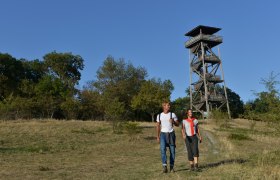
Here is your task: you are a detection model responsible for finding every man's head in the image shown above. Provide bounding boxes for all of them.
[162,101,171,113]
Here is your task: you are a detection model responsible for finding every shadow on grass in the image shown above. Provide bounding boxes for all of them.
[0,146,50,153]
[141,126,155,129]
[176,158,247,172]
[144,136,156,141]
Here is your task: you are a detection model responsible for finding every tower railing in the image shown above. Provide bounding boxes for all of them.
[185,34,223,48]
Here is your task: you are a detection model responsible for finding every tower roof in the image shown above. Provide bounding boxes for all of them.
[185,25,221,37]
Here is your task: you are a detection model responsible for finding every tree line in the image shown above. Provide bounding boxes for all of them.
[2,51,276,122]
[0,53,174,121]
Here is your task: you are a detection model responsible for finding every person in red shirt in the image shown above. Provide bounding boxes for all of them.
[181,109,202,171]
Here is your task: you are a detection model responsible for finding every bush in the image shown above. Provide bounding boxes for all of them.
[112,121,124,134]
[210,109,230,128]
[244,112,280,122]
[124,122,142,135]
[112,121,142,135]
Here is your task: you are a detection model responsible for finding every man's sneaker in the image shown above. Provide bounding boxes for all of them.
[170,166,175,173]
[190,164,194,171]
[162,166,168,173]
[194,163,199,171]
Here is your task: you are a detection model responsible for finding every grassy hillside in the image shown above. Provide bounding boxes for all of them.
[0,119,279,179]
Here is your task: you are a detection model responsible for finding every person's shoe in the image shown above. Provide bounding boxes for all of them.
[170,166,175,173]
[190,164,194,171]
[162,166,168,173]
[194,163,199,171]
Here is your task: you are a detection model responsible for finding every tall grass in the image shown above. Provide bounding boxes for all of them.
[210,109,230,128]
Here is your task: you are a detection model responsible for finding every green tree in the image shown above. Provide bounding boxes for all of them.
[21,59,46,83]
[222,87,244,118]
[35,76,66,119]
[0,53,25,99]
[79,88,103,120]
[131,78,174,122]
[92,56,147,120]
[215,86,244,118]
[61,97,81,120]
[171,96,190,120]
[258,71,280,114]
[244,72,280,121]
[44,52,84,94]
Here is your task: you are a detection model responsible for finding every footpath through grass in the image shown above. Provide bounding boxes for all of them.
[0,119,279,179]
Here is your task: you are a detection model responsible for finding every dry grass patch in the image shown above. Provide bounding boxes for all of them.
[0,119,279,179]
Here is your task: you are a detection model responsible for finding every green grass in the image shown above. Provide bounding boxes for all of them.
[0,119,279,179]
[228,133,252,141]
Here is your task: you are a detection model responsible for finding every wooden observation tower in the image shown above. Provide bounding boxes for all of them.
[185,25,231,119]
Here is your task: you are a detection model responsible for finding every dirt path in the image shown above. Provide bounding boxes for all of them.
[202,129,220,155]
[173,126,222,172]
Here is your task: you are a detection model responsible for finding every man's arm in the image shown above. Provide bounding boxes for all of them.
[156,122,161,143]
[173,119,179,127]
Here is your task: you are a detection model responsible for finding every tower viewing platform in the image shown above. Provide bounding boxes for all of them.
[185,25,223,49]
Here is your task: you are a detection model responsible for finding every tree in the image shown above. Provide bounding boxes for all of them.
[244,72,280,121]
[92,56,147,120]
[35,76,66,119]
[21,59,46,83]
[131,78,174,122]
[215,86,244,118]
[222,87,244,118]
[0,53,25,99]
[258,71,280,114]
[171,96,190,121]
[79,87,103,120]
[44,52,84,95]
[60,97,80,120]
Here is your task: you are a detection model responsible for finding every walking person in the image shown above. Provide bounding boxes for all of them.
[182,109,202,171]
[156,101,179,173]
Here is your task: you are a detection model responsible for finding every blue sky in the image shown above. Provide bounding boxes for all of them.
[1,0,280,102]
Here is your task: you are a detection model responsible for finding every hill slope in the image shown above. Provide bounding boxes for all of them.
[0,119,279,179]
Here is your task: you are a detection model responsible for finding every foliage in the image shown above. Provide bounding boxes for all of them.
[0,52,84,120]
[0,53,25,99]
[216,86,244,118]
[123,122,142,135]
[44,52,84,92]
[78,89,103,120]
[210,109,230,128]
[0,50,252,122]
[91,56,147,120]
[171,96,190,120]
[131,78,174,122]
[186,85,244,118]
[244,72,280,122]
[60,97,81,120]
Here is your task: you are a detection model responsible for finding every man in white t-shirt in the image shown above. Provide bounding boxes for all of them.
[156,101,179,173]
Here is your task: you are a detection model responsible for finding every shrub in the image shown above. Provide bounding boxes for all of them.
[124,122,142,135]
[210,109,230,128]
